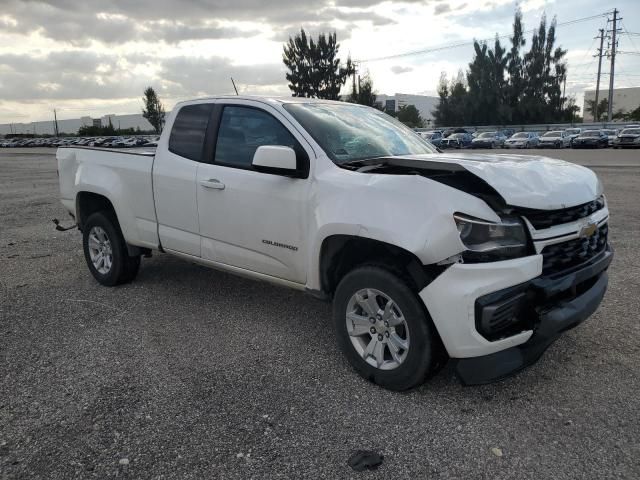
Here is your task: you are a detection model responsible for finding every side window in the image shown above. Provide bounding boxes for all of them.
[168,103,214,161]
[214,106,299,168]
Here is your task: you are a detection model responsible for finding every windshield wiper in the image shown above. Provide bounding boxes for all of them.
[339,156,392,170]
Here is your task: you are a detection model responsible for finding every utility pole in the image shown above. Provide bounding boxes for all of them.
[593,28,605,122]
[53,109,59,137]
[607,9,622,122]
[352,61,359,97]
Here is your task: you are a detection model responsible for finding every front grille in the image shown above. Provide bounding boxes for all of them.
[541,224,608,275]
[519,196,605,230]
[620,137,635,143]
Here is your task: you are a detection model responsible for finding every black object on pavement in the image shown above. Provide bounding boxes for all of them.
[348,450,384,472]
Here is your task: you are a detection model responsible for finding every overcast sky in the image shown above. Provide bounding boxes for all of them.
[1,0,639,123]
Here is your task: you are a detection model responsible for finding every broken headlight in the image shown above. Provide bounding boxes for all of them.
[453,213,528,261]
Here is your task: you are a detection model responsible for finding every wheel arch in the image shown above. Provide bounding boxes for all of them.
[318,234,442,298]
[76,191,118,231]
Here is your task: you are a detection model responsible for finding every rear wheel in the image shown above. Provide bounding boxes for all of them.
[333,266,445,391]
[83,211,140,286]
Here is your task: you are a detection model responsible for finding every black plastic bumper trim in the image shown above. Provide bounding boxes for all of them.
[455,246,612,386]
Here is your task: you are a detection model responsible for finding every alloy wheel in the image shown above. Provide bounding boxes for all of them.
[87,226,113,274]
[345,288,410,370]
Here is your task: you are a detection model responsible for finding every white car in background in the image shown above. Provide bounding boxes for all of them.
[539,130,571,148]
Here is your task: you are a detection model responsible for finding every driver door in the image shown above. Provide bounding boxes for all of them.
[196,102,312,284]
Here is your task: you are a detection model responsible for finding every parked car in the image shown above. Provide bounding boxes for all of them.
[572,130,608,149]
[564,128,582,146]
[442,128,469,138]
[470,131,506,149]
[440,132,473,149]
[120,137,139,148]
[539,130,571,148]
[504,132,539,149]
[613,128,640,148]
[56,96,612,390]
[501,128,516,139]
[602,129,619,146]
[419,131,443,147]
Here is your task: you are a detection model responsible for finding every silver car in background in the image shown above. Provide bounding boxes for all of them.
[539,130,571,148]
[470,131,506,149]
[602,129,618,146]
[504,131,539,149]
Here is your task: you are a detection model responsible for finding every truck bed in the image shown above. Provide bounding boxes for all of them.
[57,146,159,249]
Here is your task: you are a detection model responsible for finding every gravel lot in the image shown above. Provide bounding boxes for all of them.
[1,149,639,479]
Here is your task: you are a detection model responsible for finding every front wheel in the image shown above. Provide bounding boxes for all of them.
[83,211,141,286]
[333,266,445,391]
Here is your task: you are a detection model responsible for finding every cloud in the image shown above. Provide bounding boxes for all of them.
[159,56,287,97]
[0,51,151,101]
[0,50,289,102]
[141,22,260,44]
[1,0,399,45]
[391,65,413,74]
[434,4,451,15]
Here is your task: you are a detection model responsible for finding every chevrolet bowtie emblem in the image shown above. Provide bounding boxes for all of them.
[579,221,598,238]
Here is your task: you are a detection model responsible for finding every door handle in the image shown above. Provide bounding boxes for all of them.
[200,179,225,190]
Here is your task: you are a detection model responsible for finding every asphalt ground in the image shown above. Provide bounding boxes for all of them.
[1,148,639,479]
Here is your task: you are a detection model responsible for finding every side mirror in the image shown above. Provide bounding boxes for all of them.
[252,145,299,177]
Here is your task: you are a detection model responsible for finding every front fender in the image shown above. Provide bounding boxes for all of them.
[307,168,500,289]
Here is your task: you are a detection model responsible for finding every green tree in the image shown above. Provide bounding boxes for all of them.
[466,38,509,124]
[506,8,526,123]
[142,87,165,134]
[586,98,608,121]
[433,71,468,126]
[283,29,355,99]
[396,104,424,128]
[624,105,640,121]
[520,15,567,123]
[433,10,573,126]
[347,73,377,107]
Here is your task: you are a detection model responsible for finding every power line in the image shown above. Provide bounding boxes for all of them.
[621,22,640,55]
[357,12,611,63]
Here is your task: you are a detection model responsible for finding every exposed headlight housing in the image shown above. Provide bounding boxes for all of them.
[453,213,529,262]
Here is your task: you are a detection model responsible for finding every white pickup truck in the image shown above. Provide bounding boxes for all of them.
[57,96,612,390]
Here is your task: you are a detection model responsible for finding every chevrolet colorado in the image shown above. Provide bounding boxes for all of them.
[57,96,612,390]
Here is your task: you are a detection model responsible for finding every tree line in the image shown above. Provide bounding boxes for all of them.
[282,11,592,128]
[433,10,580,126]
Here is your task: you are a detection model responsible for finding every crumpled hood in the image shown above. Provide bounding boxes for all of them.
[394,153,600,210]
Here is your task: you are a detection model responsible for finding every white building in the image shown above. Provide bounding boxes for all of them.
[375,93,439,126]
[583,86,640,122]
[0,113,156,136]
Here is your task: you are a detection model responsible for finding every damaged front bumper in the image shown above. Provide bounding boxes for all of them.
[419,246,613,385]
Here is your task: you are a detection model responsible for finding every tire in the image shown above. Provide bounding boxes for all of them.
[82,211,141,286]
[333,266,445,391]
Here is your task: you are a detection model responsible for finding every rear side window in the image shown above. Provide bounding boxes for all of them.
[169,103,214,161]
[214,106,299,168]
